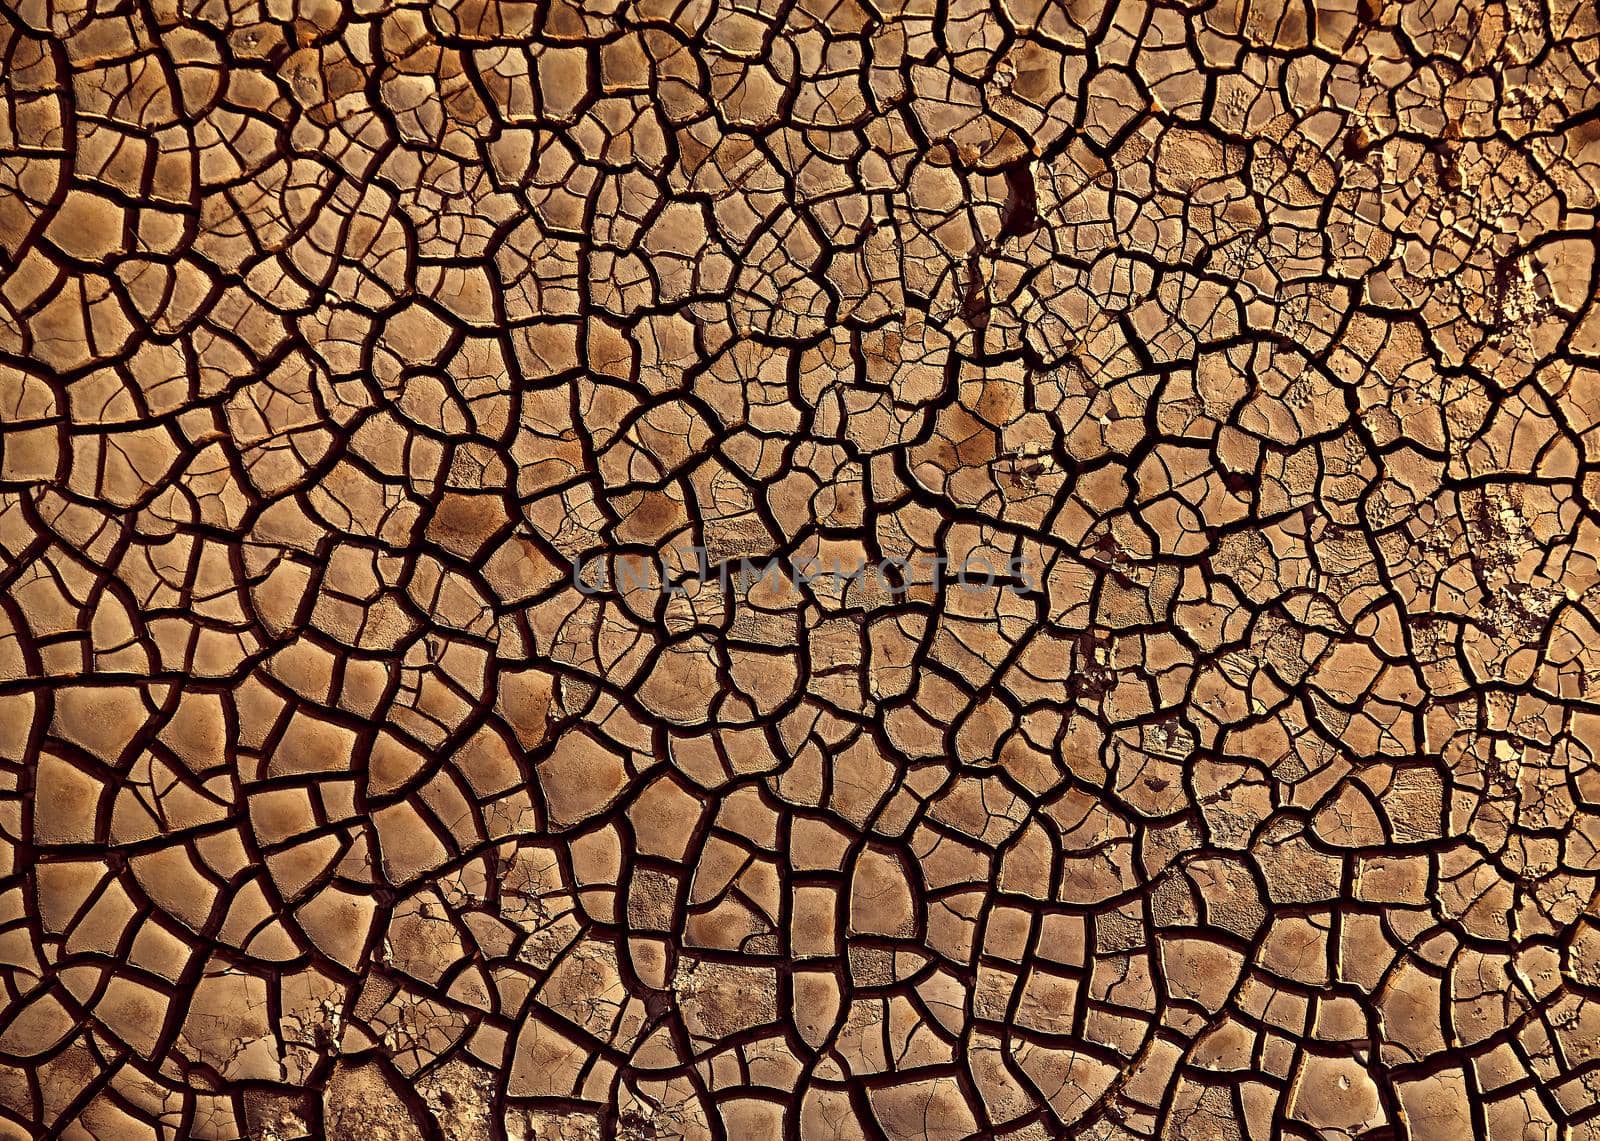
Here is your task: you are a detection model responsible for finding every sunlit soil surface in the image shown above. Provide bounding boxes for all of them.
[2,0,1600,1137]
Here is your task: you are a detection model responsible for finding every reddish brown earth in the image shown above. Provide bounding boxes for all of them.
[1,0,1600,1137]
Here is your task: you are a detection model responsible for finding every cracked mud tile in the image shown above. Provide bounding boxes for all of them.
[2,0,1600,1138]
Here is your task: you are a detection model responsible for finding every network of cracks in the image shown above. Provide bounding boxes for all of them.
[2,0,1600,1137]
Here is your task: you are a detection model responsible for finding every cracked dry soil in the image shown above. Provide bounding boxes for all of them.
[1,0,1600,1137]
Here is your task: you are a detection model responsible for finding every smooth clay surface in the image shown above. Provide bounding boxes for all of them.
[1,0,1600,1138]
